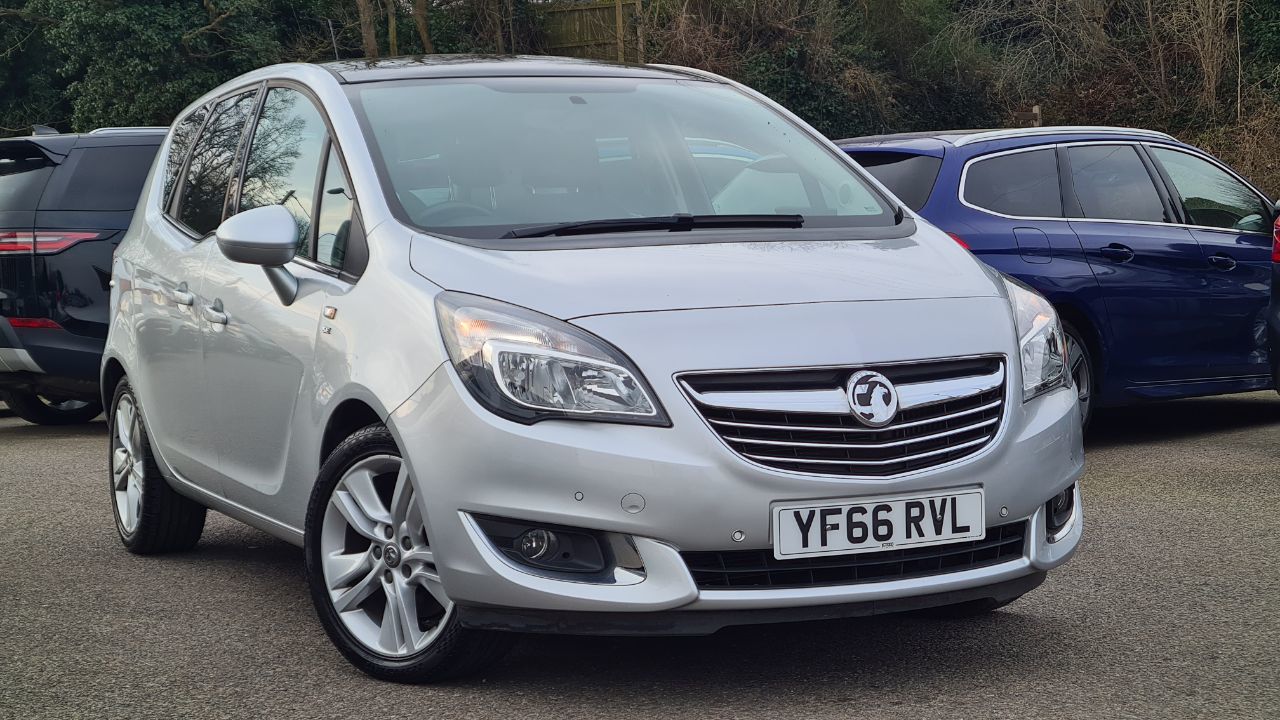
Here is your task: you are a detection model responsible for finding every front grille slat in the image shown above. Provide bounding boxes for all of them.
[683,521,1026,589]
[680,357,1006,478]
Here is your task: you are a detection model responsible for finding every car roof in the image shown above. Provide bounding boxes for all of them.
[836,126,1179,154]
[0,127,165,157]
[318,54,719,84]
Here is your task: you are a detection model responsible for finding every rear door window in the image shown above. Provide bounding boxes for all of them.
[963,149,1062,217]
[176,90,258,236]
[0,142,55,215]
[850,152,942,211]
[1065,145,1167,223]
[43,145,159,211]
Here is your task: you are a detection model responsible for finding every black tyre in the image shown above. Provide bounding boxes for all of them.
[5,389,103,425]
[304,424,513,683]
[108,378,206,553]
[1063,323,1094,431]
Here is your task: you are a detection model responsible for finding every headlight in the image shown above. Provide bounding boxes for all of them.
[1002,276,1067,401]
[435,292,669,426]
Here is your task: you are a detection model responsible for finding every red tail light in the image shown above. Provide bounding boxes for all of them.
[0,230,103,255]
[1272,215,1280,263]
[947,232,971,250]
[8,317,63,330]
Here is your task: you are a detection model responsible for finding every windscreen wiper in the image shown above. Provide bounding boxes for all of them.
[501,213,804,239]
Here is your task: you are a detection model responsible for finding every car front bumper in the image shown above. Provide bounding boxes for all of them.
[388,352,1084,632]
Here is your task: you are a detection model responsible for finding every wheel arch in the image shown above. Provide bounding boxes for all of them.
[100,356,127,409]
[320,397,386,465]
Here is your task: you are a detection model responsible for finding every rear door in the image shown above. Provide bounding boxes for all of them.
[1060,143,1210,385]
[133,90,258,492]
[1146,145,1274,380]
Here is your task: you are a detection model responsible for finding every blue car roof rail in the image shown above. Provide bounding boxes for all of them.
[951,126,1176,146]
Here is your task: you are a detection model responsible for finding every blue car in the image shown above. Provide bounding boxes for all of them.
[839,126,1277,427]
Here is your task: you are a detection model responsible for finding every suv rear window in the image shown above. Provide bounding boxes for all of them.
[0,142,55,212]
[42,144,158,211]
[963,149,1062,218]
[850,151,942,211]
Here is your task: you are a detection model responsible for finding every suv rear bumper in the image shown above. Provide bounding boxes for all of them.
[0,318,103,399]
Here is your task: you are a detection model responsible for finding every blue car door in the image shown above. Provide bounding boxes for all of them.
[1060,143,1213,387]
[1146,145,1274,381]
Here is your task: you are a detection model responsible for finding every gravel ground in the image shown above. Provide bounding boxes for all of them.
[1,393,1277,719]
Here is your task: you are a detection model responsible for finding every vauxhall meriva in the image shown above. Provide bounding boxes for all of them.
[102,56,1084,682]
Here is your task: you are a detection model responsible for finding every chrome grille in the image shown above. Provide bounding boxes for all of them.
[679,356,1006,477]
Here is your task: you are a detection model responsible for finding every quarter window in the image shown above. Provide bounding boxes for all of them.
[164,107,207,210]
[963,149,1062,217]
[315,149,354,269]
[177,91,258,236]
[1150,147,1270,233]
[853,152,943,212]
[1065,145,1166,223]
[239,88,329,257]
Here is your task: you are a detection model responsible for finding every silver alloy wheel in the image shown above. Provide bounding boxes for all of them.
[1067,335,1091,423]
[111,394,145,533]
[320,454,452,657]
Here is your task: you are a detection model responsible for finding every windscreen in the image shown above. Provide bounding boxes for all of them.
[350,77,896,241]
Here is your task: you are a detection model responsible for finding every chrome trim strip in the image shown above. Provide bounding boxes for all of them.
[897,366,1004,410]
[724,416,999,450]
[683,385,849,414]
[952,126,1174,147]
[707,398,1004,434]
[683,365,1003,415]
[743,435,992,467]
[958,141,1274,225]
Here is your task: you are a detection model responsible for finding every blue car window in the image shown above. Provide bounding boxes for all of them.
[963,149,1061,218]
[1149,147,1269,232]
[1066,145,1165,223]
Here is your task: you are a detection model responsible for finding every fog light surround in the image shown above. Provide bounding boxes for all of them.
[473,515,610,575]
[1045,484,1077,543]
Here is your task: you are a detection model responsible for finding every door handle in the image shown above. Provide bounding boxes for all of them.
[168,282,194,306]
[202,299,228,326]
[1098,244,1135,263]
[1207,253,1237,271]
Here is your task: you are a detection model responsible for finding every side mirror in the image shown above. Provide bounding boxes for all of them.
[215,205,300,306]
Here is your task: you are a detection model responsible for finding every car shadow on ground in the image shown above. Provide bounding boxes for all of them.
[1086,392,1280,449]
[172,527,1074,693]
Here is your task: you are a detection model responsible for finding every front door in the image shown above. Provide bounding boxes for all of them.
[1061,143,1214,385]
[199,85,351,506]
[1147,145,1275,380]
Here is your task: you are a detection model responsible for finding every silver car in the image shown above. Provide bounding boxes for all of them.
[102,56,1085,682]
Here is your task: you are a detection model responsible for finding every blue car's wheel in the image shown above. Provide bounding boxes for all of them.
[1064,324,1093,430]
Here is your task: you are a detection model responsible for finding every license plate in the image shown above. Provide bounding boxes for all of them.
[772,489,985,559]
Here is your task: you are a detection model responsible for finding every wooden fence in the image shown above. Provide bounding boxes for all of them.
[542,0,644,63]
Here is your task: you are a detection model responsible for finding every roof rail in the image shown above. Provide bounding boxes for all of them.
[88,127,168,136]
[952,126,1176,147]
